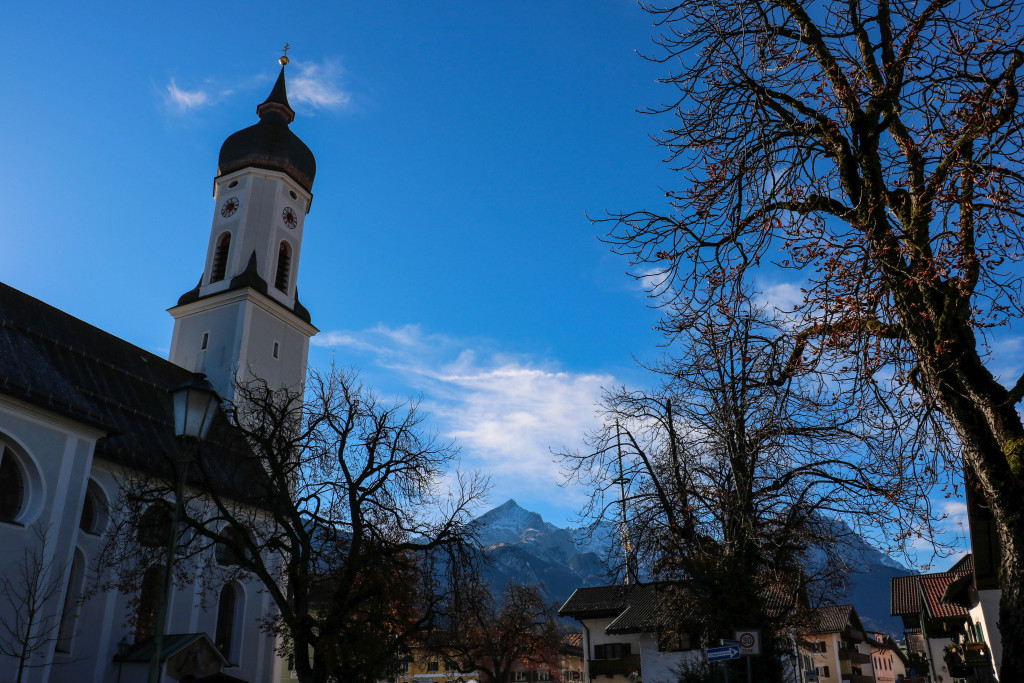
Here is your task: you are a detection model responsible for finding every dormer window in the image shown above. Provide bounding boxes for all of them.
[211,232,231,282]
[275,241,292,292]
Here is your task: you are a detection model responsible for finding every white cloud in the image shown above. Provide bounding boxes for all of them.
[287,59,352,111]
[164,79,210,112]
[757,280,805,313]
[312,325,613,496]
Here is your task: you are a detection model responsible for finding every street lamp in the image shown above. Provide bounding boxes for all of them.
[147,373,219,683]
[171,373,220,440]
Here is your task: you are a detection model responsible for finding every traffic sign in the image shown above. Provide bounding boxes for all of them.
[707,645,740,662]
[734,629,761,656]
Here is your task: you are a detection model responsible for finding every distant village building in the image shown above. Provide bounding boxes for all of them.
[0,60,318,683]
[866,631,908,683]
[796,605,876,683]
[891,554,998,682]
[558,583,702,683]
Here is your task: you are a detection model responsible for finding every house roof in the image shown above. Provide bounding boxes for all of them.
[889,555,974,620]
[559,583,681,635]
[802,604,863,635]
[0,281,267,502]
[919,573,970,620]
[891,574,921,617]
[116,633,228,665]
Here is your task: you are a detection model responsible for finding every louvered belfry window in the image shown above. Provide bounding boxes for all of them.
[276,241,292,292]
[212,232,231,282]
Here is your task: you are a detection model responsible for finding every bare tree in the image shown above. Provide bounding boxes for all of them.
[563,292,940,682]
[603,0,1024,671]
[97,366,487,683]
[0,525,68,683]
[432,580,561,683]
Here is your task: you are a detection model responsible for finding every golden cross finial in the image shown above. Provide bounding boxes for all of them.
[279,43,291,66]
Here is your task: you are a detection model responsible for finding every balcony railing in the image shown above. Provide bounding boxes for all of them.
[588,655,641,678]
[962,641,991,666]
[840,675,874,683]
[837,647,871,664]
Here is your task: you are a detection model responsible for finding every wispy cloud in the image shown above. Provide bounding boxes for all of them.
[164,79,210,113]
[312,325,612,511]
[757,280,805,313]
[288,59,352,111]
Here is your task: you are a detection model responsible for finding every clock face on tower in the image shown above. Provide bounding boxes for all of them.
[282,207,298,229]
[220,197,240,218]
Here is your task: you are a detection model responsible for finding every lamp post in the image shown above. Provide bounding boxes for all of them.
[147,373,219,683]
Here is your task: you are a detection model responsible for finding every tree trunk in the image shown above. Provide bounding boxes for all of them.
[921,331,1024,677]
[995,508,1024,676]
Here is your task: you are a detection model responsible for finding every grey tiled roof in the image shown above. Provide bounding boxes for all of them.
[559,583,690,635]
[0,281,267,502]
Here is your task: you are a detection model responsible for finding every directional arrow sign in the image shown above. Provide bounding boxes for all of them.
[706,645,740,662]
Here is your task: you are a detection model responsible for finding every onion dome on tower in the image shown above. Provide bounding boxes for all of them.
[216,63,317,193]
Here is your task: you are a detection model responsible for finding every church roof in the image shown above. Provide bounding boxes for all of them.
[217,67,316,193]
[0,281,266,503]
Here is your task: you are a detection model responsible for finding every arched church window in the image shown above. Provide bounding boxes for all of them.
[56,549,86,652]
[79,480,107,535]
[0,446,26,524]
[215,582,242,660]
[211,232,231,282]
[135,564,164,641]
[275,241,292,292]
[215,526,249,567]
[138,503,173,548]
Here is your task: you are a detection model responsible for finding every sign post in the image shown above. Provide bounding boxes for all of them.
[707,644,740,683]
[733,630,761,683]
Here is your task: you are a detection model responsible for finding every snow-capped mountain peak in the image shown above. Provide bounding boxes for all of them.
[472,499,559,547]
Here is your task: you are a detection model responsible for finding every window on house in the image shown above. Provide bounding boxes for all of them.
[821,666,830,677]
[275,241,292,292]
[137,503,173,548]
[427,661,439,672]
[537,669,551,681]
[135,564,164,640]
[273,341,280,359]
[211,233,231,282]
[55,550,86,652]
[401,662,410,673]
[201,332,209,350]
[512,672,528,682]
[0,446,26,523]
[215,582,240,660]
[658,630,690,652]
[594,643,631,660]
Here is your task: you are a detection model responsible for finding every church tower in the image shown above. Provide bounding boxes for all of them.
[169,58,318,402]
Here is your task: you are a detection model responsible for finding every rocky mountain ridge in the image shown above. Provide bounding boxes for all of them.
[470,498,912,635]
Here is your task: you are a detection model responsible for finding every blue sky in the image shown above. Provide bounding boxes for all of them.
[1,2,976,560]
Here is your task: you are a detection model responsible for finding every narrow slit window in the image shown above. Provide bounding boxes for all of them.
[211,233,231,282]
[275,241,292,292]
[201,332,209,350]
[273,341,280,359]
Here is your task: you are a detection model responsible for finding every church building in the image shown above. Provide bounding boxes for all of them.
[0,59,318,683]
